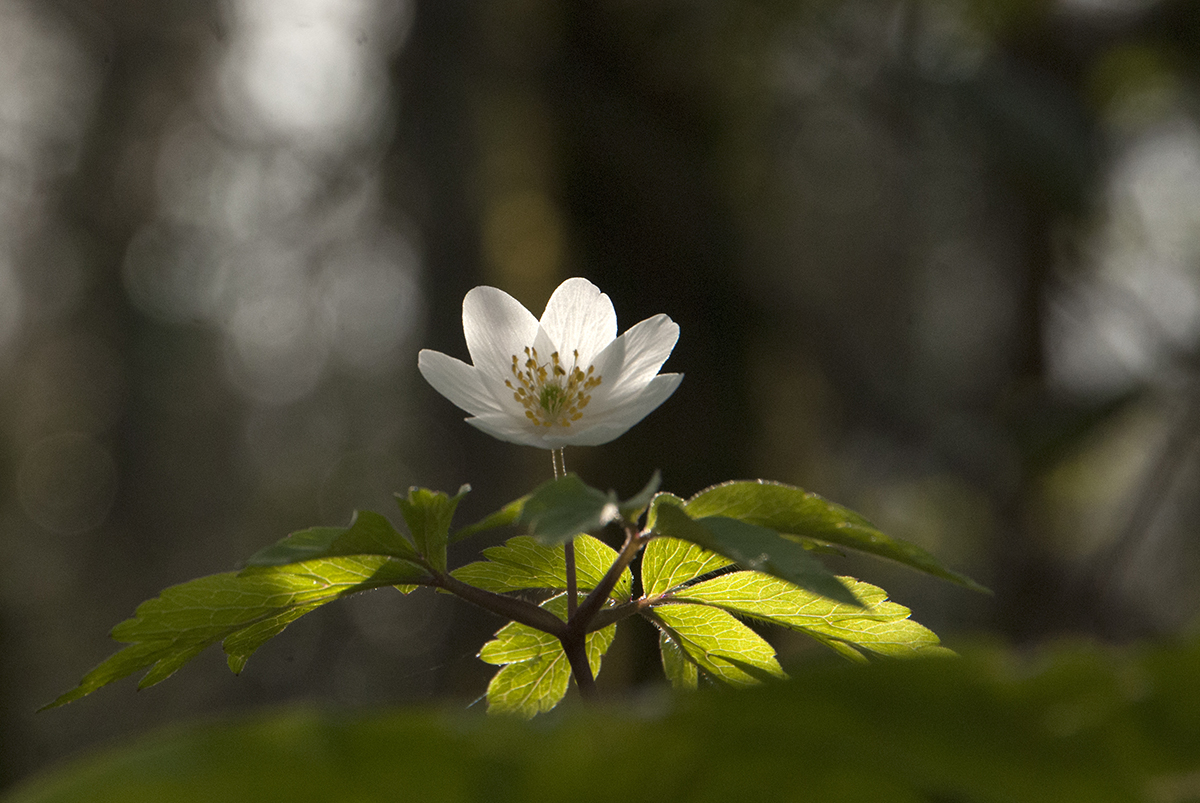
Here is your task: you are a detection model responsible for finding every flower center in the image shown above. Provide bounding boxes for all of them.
[506,346,602,428]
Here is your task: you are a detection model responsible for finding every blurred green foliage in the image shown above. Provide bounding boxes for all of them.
[9,636,1199,803]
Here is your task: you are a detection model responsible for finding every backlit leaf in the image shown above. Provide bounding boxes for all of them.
[671,571,952,660]
[640,537,732,597]
[645,491,684,531]
[480,595,617,718]
[451,534,631,600]
[43,556,428,709]
[658,629,698,690]
[647,603,785,687]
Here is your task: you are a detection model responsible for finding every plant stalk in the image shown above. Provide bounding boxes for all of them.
[434,571,567,637]
[553,448,579,620]
[568,524,646,636]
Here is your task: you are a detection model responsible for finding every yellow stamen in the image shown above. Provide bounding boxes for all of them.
[505,347,602,428]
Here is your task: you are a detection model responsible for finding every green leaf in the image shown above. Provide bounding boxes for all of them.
[618,470,662,521]
[246,510,418,567]
[395,485,469,572]
[517,474,619,545]
[671,571,953,661]
[645,491,685,531]
[685,480,988,593]
[42,556,428,709]
[647,603,785,687]
[652,504,861,607]
[450,534,632,600]
[450,495,528,543]
[640,537,733,597]
[19,638,1200,802]
[658,629,698,690]
[479,595,617,718]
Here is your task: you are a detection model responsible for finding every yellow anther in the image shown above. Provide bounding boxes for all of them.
[507,344,603,429]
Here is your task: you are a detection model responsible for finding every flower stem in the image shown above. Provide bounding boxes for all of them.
[553,448,580,621]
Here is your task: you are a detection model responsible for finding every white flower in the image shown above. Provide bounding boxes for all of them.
[418,277,682,448]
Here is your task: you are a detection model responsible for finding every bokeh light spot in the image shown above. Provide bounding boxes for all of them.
[17,433,118,535]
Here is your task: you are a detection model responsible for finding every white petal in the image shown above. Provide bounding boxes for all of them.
[583,330,626,392]
[590,314,679,406]
[530,325,559,362]
[463,286,539,384]
[538,278,617,364]
[464,411,545,448]
[566,372,683,445]
[418,350,503,417]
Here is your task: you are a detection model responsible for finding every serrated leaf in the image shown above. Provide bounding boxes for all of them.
[658,629,698,690]
[648,603,785,687]
[222,603,325,673]
[685,480,987,593]
[517,474,619,545]
[395,485,469,572]
[451,534,632,600]
[480,595,617,718]
[653,504,861,607]
[671,571,952,660]
[450,495,528,543]
[43,556,428,709]
[483,651,573,719]
[246,510,417,567]
[640,537,733,597]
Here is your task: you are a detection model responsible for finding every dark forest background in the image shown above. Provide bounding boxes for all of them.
[3,0,1200,790]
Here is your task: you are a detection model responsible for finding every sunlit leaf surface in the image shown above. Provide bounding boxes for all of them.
[672,571,952,660]
[451,534,631,600]
[43,556,427,709]
[649,602,786,687]
[640,536,732,597]
[479,596,617,718]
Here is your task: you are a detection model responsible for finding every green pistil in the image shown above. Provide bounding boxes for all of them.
[505,346,603,428]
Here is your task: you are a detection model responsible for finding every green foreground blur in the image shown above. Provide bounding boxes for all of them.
[10,638,1198,803]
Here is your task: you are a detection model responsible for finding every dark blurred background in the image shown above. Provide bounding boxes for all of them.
[4,0,1200,790]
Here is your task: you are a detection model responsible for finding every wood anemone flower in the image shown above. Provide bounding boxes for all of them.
[418,278,682,449]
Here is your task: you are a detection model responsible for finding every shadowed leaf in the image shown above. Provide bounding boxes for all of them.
[518,474,619,545]
[653,504,861,606]
[684,481,987,593]
[396,485,469,572]
[246,510,417,567]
